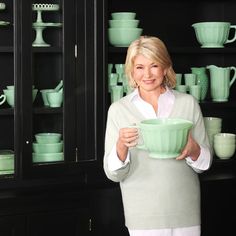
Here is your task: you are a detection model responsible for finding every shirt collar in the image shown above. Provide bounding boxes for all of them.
[129,87,174,102]
[129,87,175,118]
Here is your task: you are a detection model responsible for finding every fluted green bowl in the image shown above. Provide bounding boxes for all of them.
[192,22,235,48]
[108,27,143,47]
[0,150,14,171]
[109,19,139,28]
[138,118,193,159]
[33,152,64,163]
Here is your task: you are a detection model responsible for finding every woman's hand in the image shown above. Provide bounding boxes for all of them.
[176,132,200,161]
[116,127,139,162]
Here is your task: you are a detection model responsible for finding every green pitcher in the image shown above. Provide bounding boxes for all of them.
[191,67,209,101]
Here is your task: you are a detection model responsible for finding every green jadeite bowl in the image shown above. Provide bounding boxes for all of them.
[138,118,193,159]
[3,88,38,107]
[111,12,136,20]
[109,19,139,28]
[35,133,62,144]
[192,22,233,48]
[33,141,63,153]
[0,150,14,171]
[108,27,143,47]
[32,152,64,163]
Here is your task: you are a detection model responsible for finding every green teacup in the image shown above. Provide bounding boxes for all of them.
[3,89,38,107]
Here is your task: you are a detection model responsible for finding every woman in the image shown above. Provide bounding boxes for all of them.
[103,36,212,236]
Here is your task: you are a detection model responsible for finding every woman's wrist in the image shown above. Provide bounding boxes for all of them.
[116,140,128,162]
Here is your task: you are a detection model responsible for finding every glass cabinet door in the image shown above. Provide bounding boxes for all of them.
[0,0,105,182]
[21,0,77,178]
[0,0,15,179]
[31,0,64,165]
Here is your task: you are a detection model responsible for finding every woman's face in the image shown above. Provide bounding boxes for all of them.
[132,54,167,93]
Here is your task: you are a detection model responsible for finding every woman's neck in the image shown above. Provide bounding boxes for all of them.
[138,86,166,112]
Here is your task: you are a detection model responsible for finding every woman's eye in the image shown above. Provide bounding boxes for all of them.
[152,64,158,68]
[136,66,143,70]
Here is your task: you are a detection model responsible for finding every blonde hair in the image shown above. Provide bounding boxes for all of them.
[125,36,176,88]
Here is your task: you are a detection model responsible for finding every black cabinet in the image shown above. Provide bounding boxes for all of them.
[0,0,235,235]
[28,209,89,236]
[0,0,106,183]
[0,187,90,236]
[0,1,106,234]
[0,215,26,236]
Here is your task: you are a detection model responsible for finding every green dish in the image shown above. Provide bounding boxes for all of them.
[0,150,14,171]
[137,118,193,159]
[33,141,63,153]
[35,133,62,144]
[33,152,64,163]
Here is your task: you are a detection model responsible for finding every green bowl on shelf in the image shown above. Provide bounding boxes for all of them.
[32,152,64,163]
[33,141,63,153]
[35,133,62,144]
[108,27,143,47]
[192,21,236,48]
[3,88,38,107]
[109,19,139,28]
[0,150,14,171]
[111,12,136,20]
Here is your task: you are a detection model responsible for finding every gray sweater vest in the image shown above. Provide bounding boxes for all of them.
[103,90,211,229]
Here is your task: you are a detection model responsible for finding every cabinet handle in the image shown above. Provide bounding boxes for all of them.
[76,147,78,162]
[89,218,92,231]
[75,44,77,58]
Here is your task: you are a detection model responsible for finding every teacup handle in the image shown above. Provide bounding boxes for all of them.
[226,25,236,44]
[229,66,236,87]
[0,94,6,105]
[128,125,146,150]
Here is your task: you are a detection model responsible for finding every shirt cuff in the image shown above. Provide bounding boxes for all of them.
[107,145,130,172]
[186,145,212,173]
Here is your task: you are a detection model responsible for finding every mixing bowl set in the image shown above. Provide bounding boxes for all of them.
[32,132,64,163]
[108,12,143,47]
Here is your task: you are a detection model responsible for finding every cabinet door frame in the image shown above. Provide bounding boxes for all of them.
[19,0,79,179]
[75,0,106,163]
[17,0,107,180]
